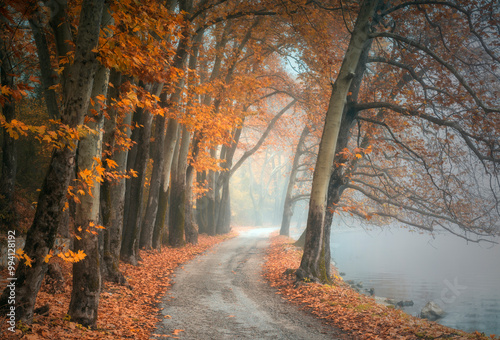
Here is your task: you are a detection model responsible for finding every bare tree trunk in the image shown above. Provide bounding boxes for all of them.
[298,0,378,283]
[69,59,110,327]
[280,126,309,236]
[185,147,198,244]
[101,70,129,284]
[0,0,104,323]
[140,113,167,249]
[195,171,208,234]
[152,120,178,249]
[199,147,217,236]
[215,126,242,233]
[0,32,17,232]
[121,84,156,264]
[28,9,60,119]
[169,126,190,247]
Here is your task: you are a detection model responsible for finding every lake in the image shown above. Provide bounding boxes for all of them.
[327,224,500,336]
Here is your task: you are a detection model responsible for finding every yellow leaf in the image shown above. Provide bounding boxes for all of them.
[105,158,118,169]
[23,254,33,267]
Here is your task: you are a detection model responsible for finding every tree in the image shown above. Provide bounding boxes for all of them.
[297,0,379,283]
[280,126,309,236]
[0,0,105,323]
[297,0,500,282]
[100,70,129,284]
[0,9,18,231]
[68,6,113,326]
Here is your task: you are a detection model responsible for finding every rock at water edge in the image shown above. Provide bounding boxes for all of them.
[421,301,446,321]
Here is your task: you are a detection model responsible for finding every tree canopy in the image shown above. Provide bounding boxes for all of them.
[0,0,499,329]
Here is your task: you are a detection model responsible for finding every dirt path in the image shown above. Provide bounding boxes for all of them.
[153,228,345,339]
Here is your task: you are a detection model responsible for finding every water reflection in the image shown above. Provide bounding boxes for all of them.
[329,226,500,335]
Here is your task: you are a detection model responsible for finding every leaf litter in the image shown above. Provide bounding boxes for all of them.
[0,232,236,339]
[263,234,499,340]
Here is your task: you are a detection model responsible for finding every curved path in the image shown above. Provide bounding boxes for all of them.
[153,228,345,339]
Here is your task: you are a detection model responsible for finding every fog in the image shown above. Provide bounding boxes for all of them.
[230,148,500,335]
[326,221,500,335]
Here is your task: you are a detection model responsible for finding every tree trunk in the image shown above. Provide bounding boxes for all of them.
[195,171,208,234]
[184,158,198,244]
[294,228,307,248]
[28,10,60,119]
[0,33,17,232]
[0,0,104,323]
[100,71,129,284]
[152,119,178,249]
[215,125,242,233]
[68,58,109,327]
[197,147,217,235]
[139,113,167,249]
[280,126,309,236]
[215,175,232,234]
[152,182,169,249]
[298,0,378,283]
[169,126,190,247]
[122,106,140,228]
[321,34,375,279]
[121,84,156,264]
[182,28,205,244]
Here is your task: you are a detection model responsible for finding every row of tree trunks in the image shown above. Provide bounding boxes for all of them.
[0,0,296,330]
[214,99,297,232]
[194,23,231,236]
[138,0,190,250]
[215,126,243,234]
[121,84,157,265]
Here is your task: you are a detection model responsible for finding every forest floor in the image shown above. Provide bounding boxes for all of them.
[0,231,236,339]
[1,227,498,340]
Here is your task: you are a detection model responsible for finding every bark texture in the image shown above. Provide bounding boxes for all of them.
[0,31,17,231]
[0,0,104,323]
[121,96,155,265]
[169,126,190,247]
[152,120,178,249]
[140,113,167,249]
[280,126,309,236]
[100,70,129,284]
[298,0,378,283]
[68,49,110,326]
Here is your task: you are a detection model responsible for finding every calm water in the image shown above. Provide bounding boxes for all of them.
[329,226,500,336]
